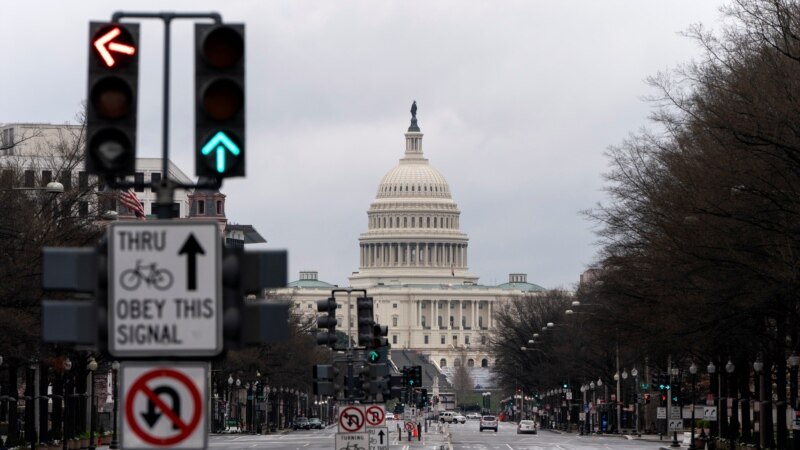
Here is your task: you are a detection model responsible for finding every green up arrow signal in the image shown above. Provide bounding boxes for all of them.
[201,131,241,174]
[369,351,380,362]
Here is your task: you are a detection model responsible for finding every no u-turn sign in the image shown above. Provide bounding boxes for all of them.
[121,362,207,449]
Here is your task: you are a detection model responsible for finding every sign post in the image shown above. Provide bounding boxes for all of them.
[120,362,207,449]
[109,222,221,357]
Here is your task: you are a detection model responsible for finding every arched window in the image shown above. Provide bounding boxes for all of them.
[481,359,489,368]
[440,359,447,368]
[467,359,474,367]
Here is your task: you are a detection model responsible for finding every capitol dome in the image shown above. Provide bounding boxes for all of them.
[349,102,477,287]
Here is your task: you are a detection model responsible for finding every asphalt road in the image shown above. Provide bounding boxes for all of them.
[448,420,669,450]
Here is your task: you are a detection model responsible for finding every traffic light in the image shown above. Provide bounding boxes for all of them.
[372,323,389,349]
[315,297,337,348]
[406,365,422,387]
[368,345,389,364]
[644,393,651,404]
[86,22,140,176]
[312,364,341,397]
[388,374,404,400]
[660,394,667,405]
[356,296,374,346]
[195,23,246,178]
[419,388,429,408]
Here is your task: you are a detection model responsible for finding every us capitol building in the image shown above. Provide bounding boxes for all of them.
[267,103,546,377]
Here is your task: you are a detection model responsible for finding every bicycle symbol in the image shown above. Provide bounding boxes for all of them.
[338,444,366,450]
[119,260,174,291]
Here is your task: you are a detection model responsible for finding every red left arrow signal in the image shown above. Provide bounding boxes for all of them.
[94,27,136,67]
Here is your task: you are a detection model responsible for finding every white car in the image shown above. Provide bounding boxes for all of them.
[453,414,467,424]
[386,412,395,420]
[479,415,498,432]
[517,419,537,434]
[466,412,481,420]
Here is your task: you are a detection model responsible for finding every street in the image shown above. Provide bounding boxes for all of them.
[205,420,676,450]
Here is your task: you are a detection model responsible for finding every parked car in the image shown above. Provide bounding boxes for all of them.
[479,415,498,432]
[466,412,481,420]
[517,419,537,434]
[453,414,467,424]
[293,417,310,430]
[386,412,395,421]
[308,417,323,429]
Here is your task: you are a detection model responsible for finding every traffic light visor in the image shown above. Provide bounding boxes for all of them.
[201,26,244,69]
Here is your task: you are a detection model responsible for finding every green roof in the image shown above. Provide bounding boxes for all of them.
[496,281,546,292]
[287,279,336,288]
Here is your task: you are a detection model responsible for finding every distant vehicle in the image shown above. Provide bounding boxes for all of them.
[466,412,481,420]
[308,417,323,429]
[453,414,467,424]
[293,417,310,430]
[517,419,537,434]
[480,415,498,432]
[439,411,457,423]
[386,412,395,420]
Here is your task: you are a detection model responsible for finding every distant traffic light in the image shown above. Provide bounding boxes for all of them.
[195,23,245,178]
[644,393,651,404]
[312,364,341,396]
[356,296,374,346]
[315,297,337,348]
[86,22,139,176]
[372,323,389,348]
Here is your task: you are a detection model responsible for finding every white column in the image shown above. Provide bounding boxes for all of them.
[447,301,451,329]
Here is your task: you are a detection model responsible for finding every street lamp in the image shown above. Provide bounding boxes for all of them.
[688,362,698,450]
[61,358,72,450]
[110,361,120,449]
[631,367,640,436]
[789,353,800,450]
[87,357,98,450]
[708,361,718,446]
[754,357,764,450]
[725,360,736,448]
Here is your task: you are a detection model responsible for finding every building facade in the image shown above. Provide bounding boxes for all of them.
[270,106,546,379]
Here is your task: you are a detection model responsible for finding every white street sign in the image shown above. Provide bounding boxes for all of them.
[368,427,389,450]
[109,222,221,357]
[339,405,367,433]
[703,406,717,421]
[365,405,386,428]
[670,406,682,420]
[120,362,207,450]
[336,432,368,450]
[657,407,666,419]
[668,419,684,432]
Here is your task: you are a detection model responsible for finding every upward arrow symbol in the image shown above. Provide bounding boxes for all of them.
[201,132,241,173]
[178,233,205,291]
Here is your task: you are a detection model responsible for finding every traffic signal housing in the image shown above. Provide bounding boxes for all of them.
[86,22,140,176]
[195,23,245,178]
[312,364,341,397]
[356,296,374,346]
[315,297,337,348]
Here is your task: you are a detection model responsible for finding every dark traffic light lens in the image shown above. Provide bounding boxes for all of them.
[202,26,244,69]
[91,77,133,119]
[201,79,243,121]
[89,129,132,171]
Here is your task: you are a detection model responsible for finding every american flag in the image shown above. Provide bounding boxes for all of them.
[119,188,145,219]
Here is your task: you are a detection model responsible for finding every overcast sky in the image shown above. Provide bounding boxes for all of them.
[1,1,727,289]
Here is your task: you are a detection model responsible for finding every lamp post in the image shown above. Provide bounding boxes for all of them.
[598,377,606,433]
[789,352,800,450]
[110,361,120,449]
[726,359,736,448]
[708,361,717,447]
[589,381,596,434]
[87,357,98,450]
[631,367,640,436]
[688,362,698,450]
[226,375,233,431]
[61,358,72,450]
[621,369,629,433]
[670,366,680,448]
[754,357,764,450]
